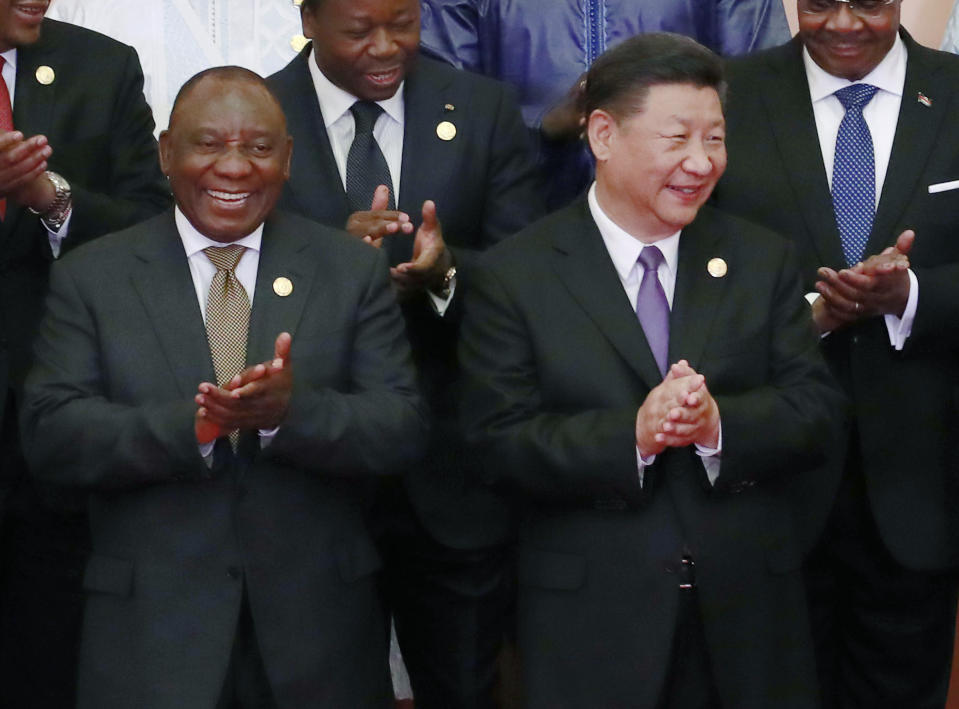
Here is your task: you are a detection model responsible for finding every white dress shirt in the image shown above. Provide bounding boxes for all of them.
[175,207,277,458]
[306,50,405,203]
[803,36,917,350]
[1,47,72,256]
[588,184,721,486]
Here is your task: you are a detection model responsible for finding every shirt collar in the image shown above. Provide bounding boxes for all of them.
[587,183,680,281]
[307,48,405,128]
[804,33,906,103]
[175,206,264,259]
[1,48,16,72]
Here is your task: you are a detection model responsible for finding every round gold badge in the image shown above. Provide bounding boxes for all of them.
[707,258,728,278]
[436,121,457,141]
[35,66,55,86]
[273,277,293,297]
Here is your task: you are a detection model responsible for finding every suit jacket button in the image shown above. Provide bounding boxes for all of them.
[227,566,241,580]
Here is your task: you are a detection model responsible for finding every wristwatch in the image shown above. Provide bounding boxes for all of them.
[28,171,72,231]
[436,265,457,300]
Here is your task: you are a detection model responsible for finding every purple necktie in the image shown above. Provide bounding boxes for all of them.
[636,246,670,378]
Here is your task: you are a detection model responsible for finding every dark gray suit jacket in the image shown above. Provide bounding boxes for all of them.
[713,30,959,570]
[460,200,843,708]
[268,48,545,548]
[22,210,428,709]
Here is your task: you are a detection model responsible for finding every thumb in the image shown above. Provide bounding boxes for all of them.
[420,199,438,231]
[274,331,292,367]
[370,184,390,211]
[895,229,915,256]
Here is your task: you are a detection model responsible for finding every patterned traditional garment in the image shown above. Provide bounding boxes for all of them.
[420,0,790,208]
[943,0,959,53]
[47,0,304,133]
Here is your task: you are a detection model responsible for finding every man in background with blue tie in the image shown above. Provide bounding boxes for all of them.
[459,32,841,709]
[712,1,959,706]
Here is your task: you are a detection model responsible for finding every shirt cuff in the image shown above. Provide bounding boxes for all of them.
[259,426,279,449]
[694,423,722,486]
[806,292,832,339]
[199,440,215,468]
[883,268,918,351]
[426,274,457,317]
[45,208,73,258]
[636,447,655,489]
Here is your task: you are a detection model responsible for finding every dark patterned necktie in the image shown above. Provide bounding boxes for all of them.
[345,101,395,211]
[831,83,879,266]
[203,245,250,449]
[636,246,670,378]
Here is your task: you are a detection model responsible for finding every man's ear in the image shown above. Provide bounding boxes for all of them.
[283,135,293,180]
[301,4,317,40]
[587,109,616,164]
[158,130,171,177]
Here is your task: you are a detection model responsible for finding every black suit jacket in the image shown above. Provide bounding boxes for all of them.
[0,19,169,432]
[459,200,842,708]
[21,210,428,709]
[268,48,544,548]
[0,18,169,531]
[713,30,959,570]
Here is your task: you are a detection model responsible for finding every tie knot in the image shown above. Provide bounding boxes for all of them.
[204,245,246,272]
[350,101,384,135]
[638,245,665,272]
[835,84,879,111]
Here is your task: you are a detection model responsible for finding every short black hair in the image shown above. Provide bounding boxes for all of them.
[299,0,322,13]
[168,66,284,129]
[584,32,726,121]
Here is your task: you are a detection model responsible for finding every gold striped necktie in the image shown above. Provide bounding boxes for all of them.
[203,244,250,449]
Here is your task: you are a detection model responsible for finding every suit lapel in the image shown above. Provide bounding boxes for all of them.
[282,48,351,226]
[394,59,457,265]
[130,213,216,398]
[246,213,314,365]
[760,39,846,268]
[550,202,664,389]
[869,32,948,256]
[669,212,725,371]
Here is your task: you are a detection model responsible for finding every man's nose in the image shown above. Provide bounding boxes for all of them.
[682,143,714,175]
[213,147,253,178]
[368,27,399,58]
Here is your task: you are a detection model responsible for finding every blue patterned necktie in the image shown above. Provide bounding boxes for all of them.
[345,101,396,212]
[831,83,879,266]
[636,246,670,379]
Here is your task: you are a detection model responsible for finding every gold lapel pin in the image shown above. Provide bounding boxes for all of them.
[918,92,932,107]
[35,66,55,86]
[707,258,727,278]
[436,120,457,141]
[273,277,293,297]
